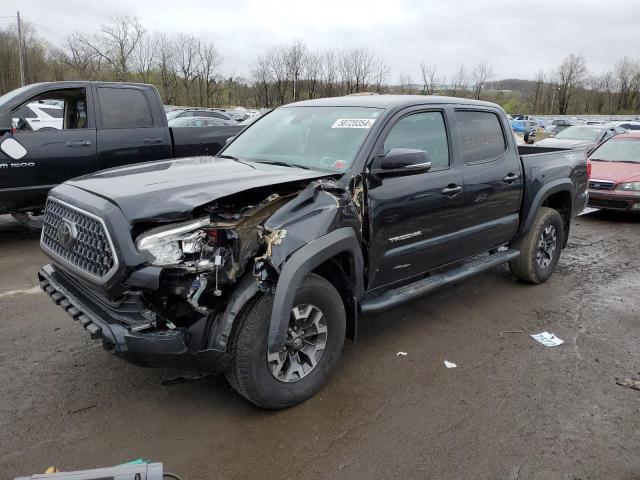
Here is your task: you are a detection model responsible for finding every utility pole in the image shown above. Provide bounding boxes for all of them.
[16,11,25,87]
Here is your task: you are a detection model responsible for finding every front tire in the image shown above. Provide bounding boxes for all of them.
[226,273,346,409]
[509,207,564,284]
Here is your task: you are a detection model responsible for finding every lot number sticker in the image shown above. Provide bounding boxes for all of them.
[332,118,375,129]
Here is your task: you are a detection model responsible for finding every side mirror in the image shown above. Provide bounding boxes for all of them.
[0,137,27,160]
[225,136,236,145]
[371,148,431,178]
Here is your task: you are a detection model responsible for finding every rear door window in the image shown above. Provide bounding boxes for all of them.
[455,110,507,164]
[98,88,152,128]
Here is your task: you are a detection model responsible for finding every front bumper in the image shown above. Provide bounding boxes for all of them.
[38,263,230,372]
[587,190,640,212]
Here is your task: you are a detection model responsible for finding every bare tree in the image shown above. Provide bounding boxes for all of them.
[286,40,306,101]
[615,56,640,111]
[419,62,438,94]
[154,33,177,104]
[251,53,272,107]
[76,15,144,81]
[65,32,100,79]
[133,34,155,84]
[371,56,390,93]
[304,50,323,99]
[173,33,201,105]
[554,54,587,114]
[527,70,546,113]
[198,39,222,107]
[321,50,338,97]
[398,72,416,94]
[471,62,493,100]
[451,64,469,97]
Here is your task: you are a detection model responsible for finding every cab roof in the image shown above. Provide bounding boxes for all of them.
[285,94,502,111]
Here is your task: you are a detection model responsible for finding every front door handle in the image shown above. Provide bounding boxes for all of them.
[143,137,163,144]
[65,140,92,147]
[441,185,463,196]
[503,173,520,183]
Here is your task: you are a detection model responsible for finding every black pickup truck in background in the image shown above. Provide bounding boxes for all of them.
[38,95,588,409]
[0,81,243,226]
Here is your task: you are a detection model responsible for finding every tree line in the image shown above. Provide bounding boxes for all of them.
[1,15,639,115]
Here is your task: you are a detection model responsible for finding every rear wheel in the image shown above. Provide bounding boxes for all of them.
[509,207,564,283]
[226,273,346,409]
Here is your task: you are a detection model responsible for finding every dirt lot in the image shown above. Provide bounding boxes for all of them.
[1,211,639,480]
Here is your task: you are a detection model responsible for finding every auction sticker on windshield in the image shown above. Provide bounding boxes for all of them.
[332,118,375,128]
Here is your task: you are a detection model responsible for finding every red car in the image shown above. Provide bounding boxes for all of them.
[587,132,640,212]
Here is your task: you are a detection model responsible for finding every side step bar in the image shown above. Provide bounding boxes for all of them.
[360,249,520,314]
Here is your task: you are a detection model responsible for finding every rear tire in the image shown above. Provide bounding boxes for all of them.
[226,273,346,409]
[509,207,564,284]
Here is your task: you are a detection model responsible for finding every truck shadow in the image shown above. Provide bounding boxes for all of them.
[581,210,639,223]
[0,219,40,244]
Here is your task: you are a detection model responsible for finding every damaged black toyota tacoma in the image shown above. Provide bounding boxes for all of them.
[38,95,588,408]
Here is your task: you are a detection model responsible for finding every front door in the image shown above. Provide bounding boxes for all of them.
[1,87,98,211]
[366,109,464,289]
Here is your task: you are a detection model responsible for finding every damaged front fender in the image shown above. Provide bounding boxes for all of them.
[254,180,365,352]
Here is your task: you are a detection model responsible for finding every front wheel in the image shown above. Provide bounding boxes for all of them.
[226,273,346,409]
[509,207,564,284]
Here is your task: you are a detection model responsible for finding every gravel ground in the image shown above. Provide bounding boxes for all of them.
[1,211,639,480]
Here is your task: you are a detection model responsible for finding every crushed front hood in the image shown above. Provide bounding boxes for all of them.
[66,156,333,222]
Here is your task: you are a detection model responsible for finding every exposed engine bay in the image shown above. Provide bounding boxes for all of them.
[133,186,303,333]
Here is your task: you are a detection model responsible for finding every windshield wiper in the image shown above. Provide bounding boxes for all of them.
[255,160,310,170]
[217,154,256,168]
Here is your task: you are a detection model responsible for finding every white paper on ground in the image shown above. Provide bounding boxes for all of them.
[396,351,408,356]
[530,331,564,347]
[444,360,457,368]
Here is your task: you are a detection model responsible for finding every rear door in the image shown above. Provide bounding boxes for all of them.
[454,109,523,256]
[1,87,97,210]
[366,108,465,289]
[95,86,172,170]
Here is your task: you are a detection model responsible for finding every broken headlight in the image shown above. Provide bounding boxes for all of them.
[136,217,211,266]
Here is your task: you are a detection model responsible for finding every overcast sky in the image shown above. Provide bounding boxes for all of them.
[4,0,640,81]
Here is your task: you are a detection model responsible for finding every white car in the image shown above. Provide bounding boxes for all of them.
[12,102,64,130]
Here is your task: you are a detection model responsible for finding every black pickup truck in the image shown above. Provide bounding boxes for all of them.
[38,95,588,409]
[0,81,243,227]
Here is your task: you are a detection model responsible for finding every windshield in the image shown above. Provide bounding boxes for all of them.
[590,138,640,163]
[222,106,383,172]
[555,126,602,141]
[166,109,184,120]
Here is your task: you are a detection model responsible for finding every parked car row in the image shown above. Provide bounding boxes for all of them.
[586,131,640,213]
[164,106,264,124]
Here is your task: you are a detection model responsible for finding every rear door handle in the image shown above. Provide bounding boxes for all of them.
[441,185,463,196]
[503,173,520,183]
[143,137,163,144]
[65,140,92,147]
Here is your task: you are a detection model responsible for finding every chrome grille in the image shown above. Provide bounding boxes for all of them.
[41,198,118,282]
[588,179,615,190]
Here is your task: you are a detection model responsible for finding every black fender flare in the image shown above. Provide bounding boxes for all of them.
[268,227,364,352]
[208,273,260,352]
[516,179,574,240]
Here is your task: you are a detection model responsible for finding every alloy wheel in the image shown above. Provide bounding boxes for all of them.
[267,304,328,383]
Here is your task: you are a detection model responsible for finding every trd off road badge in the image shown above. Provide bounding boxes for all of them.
[389,231,422,243]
